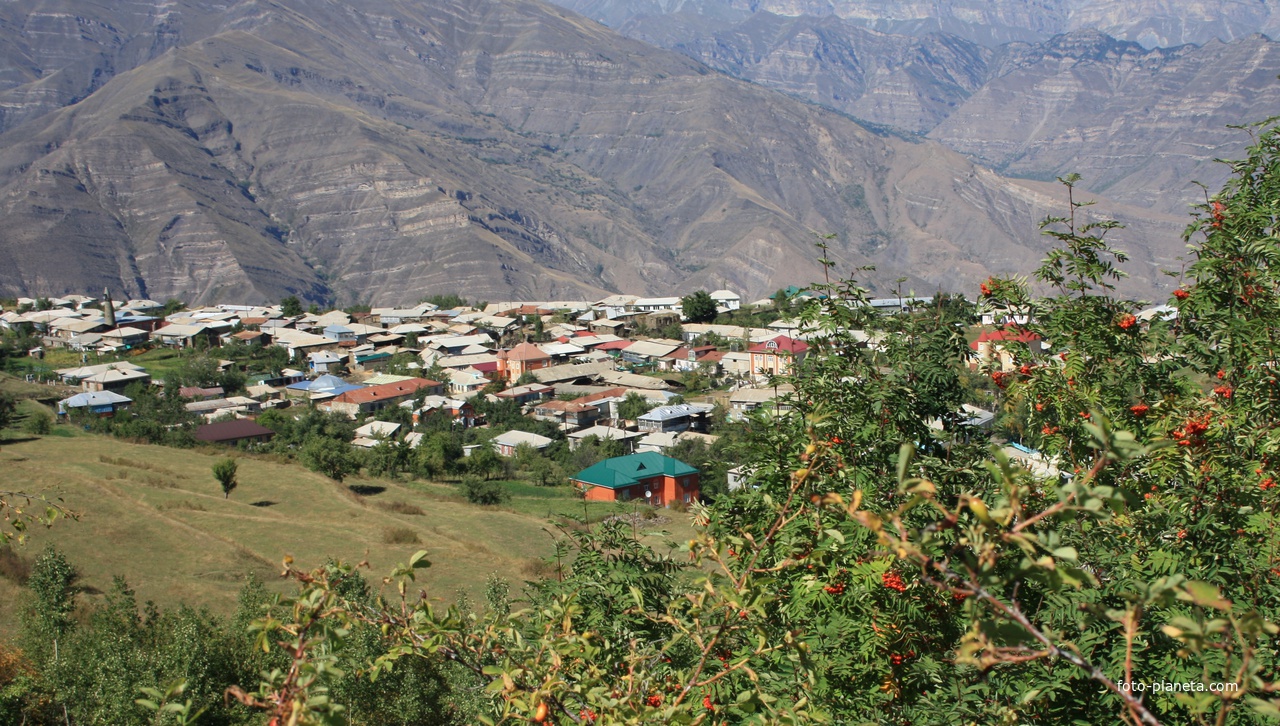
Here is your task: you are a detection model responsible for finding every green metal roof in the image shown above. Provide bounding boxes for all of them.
[572,452,697,489]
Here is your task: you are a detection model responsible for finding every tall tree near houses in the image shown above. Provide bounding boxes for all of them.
[681,290,717,323]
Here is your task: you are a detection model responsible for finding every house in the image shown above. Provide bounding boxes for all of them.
[748,336,809,376]
[82,367,151,393]
[351,350,392,372]
[619,340,679,367]
[495,383,554,405]
[354,421,401,440]
[970,327,1045,372]
[57,391,132,418]
[285,374,364,402]
[320,378,443,417]
[101,326,151,349]
[57,361,147,387]
[571,453,699,507]
[308,350,345,374]
[497,342,553,380]
[636,403,712,433]
[729,385,794,420]
[154,323,219,348]
[631,297,681,313]
[567,425,645,451]
[636,430,719,454]
[179,386,225,401]
[410,396,479,427]
[491,430,555,457]
[447,367,491,395]
[322,324,361,343]
[185,397,262,420]
[533,399,600,431]
[195,419,276,445]
[664,346,720,373]
[710,290,741,311]
[590,318,629,336]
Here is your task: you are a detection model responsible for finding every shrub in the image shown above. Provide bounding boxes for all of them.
[376,500,425,516]
[21,411,50,435]
[461,476,508,506]
[381,527,421,545]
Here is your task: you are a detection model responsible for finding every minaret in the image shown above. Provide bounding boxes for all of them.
[103,288,116,328]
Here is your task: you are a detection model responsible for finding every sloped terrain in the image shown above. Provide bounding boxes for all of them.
[0,0,1188,304]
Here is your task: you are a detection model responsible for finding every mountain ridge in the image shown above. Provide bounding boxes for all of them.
[0,0,1188,305]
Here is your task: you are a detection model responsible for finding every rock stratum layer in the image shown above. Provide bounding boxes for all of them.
[0,0,1186,305]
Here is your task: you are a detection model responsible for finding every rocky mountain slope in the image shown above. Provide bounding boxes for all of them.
[0,0,1185,305]
[557,3,1280,215]
[557,0,1280,48]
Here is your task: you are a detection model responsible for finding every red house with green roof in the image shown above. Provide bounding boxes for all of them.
[571,452,700,507]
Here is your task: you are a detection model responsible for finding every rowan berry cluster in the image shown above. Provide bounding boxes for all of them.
[882,571,907,592]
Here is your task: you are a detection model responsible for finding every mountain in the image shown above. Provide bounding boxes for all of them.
[554,0,1280,48]
[624,12,992,134]
[0,0,1185,305]
[552,3,1280,215]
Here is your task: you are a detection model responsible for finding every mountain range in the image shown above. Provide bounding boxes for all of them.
[0,0,1245,304]
[557,0,1280,49]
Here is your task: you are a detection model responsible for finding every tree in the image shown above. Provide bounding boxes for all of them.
[0,391,16,434]
[300,435,358,482]
[681,290,717,323]
[212,458,238,499]
[466,444,503,480]
[616,392,654,421]
[280,295,304,317]
[415,431,462,479]
[22,545,78,657]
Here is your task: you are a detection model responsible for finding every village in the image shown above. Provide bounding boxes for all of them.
[0,287,1082,504]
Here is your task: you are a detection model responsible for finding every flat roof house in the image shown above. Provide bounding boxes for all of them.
[571,452,699,507]
[636,403,712,433]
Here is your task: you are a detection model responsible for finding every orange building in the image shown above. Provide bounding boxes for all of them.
[497,342,553,380]
[571,452,699,507]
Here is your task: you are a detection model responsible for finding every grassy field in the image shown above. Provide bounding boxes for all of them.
[0,424,696,636]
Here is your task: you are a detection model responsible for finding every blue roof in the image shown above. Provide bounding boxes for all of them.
[286,374,363,396]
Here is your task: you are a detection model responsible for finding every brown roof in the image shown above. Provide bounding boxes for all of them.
[570,386,628,405]
[232,330,265,341]
[239,317,269,326]
[536,399,594,413]
[329,378,441,405]
[503,342,551,362]
[195,419,276,443]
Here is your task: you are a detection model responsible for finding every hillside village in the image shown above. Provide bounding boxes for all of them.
[0,287,1061,501]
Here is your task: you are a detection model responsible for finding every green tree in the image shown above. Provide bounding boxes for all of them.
[466,444,503,481]
[300,435,358,482]
[212,457,238,499]
[0,391,17,434]
[280,295,304,317]
[415,431,462,479]
[22,546,78,658]
[681,289,717,323]
[616,392,654,421]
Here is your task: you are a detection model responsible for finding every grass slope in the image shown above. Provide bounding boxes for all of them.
[0,427,694,635]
